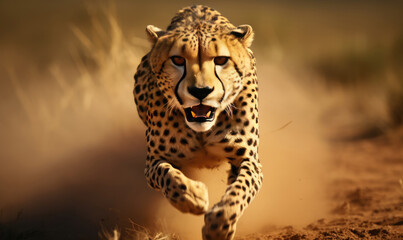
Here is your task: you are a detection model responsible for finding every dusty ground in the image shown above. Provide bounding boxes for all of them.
[238,129,403,240]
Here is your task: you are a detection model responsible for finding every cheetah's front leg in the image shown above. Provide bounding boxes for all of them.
[145,157,209,215]
[202,158,263,240]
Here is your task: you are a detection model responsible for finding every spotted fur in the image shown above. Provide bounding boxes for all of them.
[133,5,262,240]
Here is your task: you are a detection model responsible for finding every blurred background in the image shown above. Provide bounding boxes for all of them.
[0,0,402,239]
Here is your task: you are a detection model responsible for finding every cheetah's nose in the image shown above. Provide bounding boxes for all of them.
[187,86,214,101]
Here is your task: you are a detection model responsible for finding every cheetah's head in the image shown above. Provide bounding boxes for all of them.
[146,23,254,132]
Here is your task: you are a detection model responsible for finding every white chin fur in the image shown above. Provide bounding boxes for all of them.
[186,121,215,132]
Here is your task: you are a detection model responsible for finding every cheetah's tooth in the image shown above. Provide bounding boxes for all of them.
[206,111,211,118]
[191,111,196,118]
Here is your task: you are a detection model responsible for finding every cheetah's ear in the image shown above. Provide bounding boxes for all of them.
[146,25,166,44]
[230,25,254,48]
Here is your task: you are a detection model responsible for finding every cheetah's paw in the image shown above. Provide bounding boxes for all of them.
[202,204,237,240]
[165,177,209,215]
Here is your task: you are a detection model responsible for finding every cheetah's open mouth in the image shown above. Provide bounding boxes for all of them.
[185,104,216,122]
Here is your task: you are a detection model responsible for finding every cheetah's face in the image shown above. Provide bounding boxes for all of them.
[147,25,254,132]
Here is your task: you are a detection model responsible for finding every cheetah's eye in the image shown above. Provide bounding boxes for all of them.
[171,56,186,66]
[214,56,229,66]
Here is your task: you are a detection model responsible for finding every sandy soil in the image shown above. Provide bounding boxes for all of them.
[238,129,403,240]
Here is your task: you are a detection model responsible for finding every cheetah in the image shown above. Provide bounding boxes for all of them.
[133,5,262,240]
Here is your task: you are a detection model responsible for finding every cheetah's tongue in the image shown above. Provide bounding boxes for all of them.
[191,104,212,118]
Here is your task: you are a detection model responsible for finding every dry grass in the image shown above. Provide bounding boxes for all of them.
[2,2,149,158]
[99,220,179,240]
[126,220,179,240]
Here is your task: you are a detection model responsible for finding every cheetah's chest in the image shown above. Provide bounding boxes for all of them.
[146,111,232,169]
[182,146,227,169]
